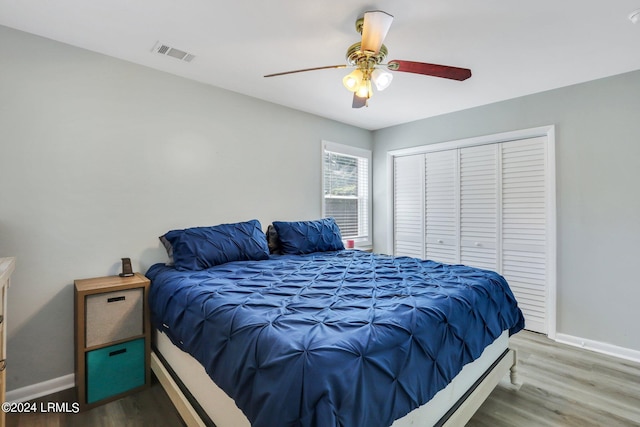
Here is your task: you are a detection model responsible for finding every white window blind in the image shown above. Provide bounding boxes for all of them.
[322,142,371,245]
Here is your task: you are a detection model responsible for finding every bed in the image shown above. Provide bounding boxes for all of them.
[147,219,524,427]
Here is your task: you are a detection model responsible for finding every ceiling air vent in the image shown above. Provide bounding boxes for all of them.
[152,41,195,63]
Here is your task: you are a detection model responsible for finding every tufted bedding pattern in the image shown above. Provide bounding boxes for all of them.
[147,250,524,427]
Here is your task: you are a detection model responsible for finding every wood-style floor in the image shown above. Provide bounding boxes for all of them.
[6,330,640,426]
[5,380,184,427]
[469,330,640,427]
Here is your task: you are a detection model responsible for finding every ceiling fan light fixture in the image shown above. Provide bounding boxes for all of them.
[372,69,393,91]
[343,69,364,92]
[356,79,372,99]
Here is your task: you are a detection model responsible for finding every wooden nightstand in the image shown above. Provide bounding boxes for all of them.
[74,273,151,411]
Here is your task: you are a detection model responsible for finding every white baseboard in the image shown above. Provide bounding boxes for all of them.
[6,373,75,403]
[555,333,640,364]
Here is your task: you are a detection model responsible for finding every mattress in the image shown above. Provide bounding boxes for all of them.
[154,328,511,427]
[147,250,524,427]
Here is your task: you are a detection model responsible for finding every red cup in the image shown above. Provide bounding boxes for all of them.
[346,239,355,249]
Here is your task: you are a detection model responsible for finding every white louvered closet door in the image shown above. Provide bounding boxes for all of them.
[391,132,552,334]
[459,144,499,271]
[501,137,548,334]
[393,155,424,258]
[425,150,458,264]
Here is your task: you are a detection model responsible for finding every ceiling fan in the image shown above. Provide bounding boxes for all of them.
[264,10,472,108]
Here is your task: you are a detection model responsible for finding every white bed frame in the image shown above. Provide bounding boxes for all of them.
[151,329,519,427]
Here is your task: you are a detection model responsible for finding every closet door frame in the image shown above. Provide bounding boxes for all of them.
[387,125,556,338]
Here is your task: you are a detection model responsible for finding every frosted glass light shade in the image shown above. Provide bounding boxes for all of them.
[343,69,364,92]
[356,79,372,99]
[372,69,393,91]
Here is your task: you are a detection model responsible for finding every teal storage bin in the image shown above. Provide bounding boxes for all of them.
[86,338,145,404]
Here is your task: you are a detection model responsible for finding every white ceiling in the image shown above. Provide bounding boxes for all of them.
[1,1,639,130]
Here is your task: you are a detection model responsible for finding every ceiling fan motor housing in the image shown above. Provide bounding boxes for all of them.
[346,42,388,69]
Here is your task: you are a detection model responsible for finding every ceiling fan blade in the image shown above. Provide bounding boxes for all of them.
[387,60,472,81]
[352,93,367,108]
[264,65,347,78]
[361,10,394,54]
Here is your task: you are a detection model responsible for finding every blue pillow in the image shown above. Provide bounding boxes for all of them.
[272,218,344,255]
[160,220,270,270]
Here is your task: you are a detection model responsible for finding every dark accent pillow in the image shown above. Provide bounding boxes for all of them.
[266,224,282,255]
[159,234,175,266]
[160,220,270,270]
[272,218,345,255]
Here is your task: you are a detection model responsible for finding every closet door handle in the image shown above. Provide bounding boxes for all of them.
[437,239,444,244]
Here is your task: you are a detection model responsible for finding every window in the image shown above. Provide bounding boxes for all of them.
[322,141,372,247]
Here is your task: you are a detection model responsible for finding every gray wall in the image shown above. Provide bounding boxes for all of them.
[0,25,372,391]
[373,70,640,353]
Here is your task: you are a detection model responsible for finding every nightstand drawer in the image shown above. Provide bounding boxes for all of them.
[86,338,145,404]
[86,288,143,347]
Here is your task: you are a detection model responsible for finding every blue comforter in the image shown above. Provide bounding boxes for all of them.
[147,250,524,427]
